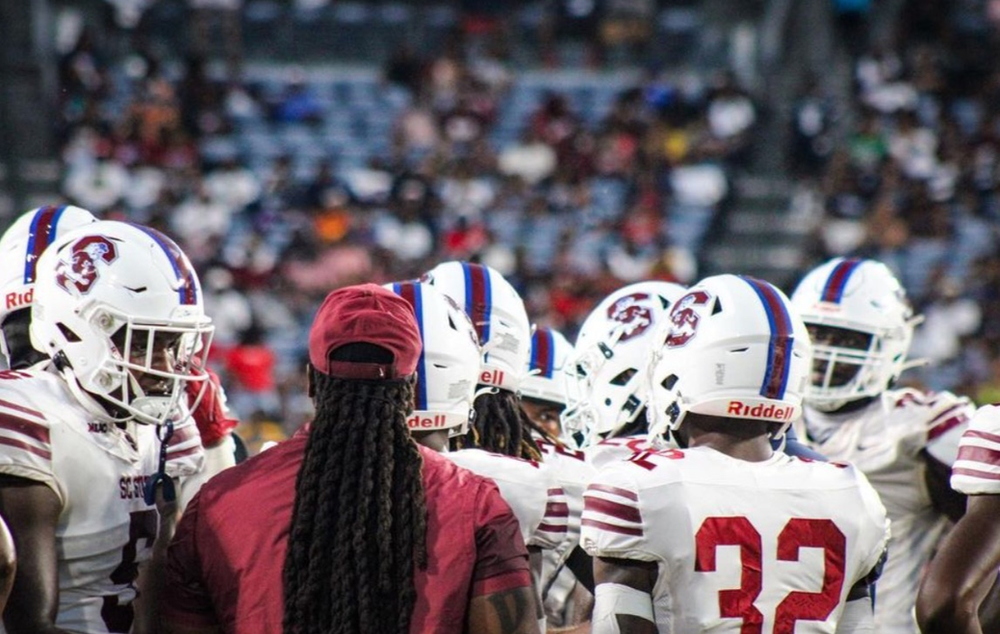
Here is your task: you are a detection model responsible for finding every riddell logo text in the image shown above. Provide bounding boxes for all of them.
[5,288,31,311]
[480,369,504,385]
[727,401,795,420]
[406,414,447,429]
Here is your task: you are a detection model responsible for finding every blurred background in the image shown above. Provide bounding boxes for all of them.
[1,0,999,448]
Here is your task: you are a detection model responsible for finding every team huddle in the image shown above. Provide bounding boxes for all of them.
[0,204,994,634]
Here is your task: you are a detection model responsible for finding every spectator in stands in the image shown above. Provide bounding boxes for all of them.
[270,77,323,125]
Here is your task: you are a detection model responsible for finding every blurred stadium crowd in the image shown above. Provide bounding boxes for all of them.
[46,0,1000,444]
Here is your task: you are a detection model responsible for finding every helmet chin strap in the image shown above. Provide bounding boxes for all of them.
[56,354,181,426]
[59,363,131,423]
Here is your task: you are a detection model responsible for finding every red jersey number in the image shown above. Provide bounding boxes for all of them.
[695,516,846,634]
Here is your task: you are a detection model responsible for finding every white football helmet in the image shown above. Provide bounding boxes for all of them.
[30,221,214,425]
[563,280,686,444]
[791,257,919,412]
[421,261,530,394]
[647,275,811,439]
[520,326,574,406]
[0,205,97,362]
[385,280,482,436]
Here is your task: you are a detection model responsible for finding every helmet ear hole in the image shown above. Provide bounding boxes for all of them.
[712,298,723,314]
[661,374,678,390]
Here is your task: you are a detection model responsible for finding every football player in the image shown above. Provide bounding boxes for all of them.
[791,257,972,633]
[520,326,597,629]
[522,326,574,439]
[564,281,686,464]
[422,261,555,458]
[407,267,569,632]
[0,205,97,370]
[0,206,238,512]
[917,403,1000,634]
[0,221,214,633]
[582,274,889,633]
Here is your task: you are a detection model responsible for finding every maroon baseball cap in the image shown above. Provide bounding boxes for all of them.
[308,283,422,380]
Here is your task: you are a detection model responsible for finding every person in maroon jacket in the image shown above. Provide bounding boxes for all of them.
[162,283,540,634]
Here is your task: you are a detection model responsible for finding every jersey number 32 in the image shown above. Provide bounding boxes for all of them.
[696,516,845,634]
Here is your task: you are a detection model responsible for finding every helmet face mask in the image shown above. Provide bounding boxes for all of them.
[791,258,916,412]
[563,281,687,445]
[30,222,214,425]
[806,323,875,389]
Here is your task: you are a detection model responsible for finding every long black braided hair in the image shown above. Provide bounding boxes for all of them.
[451,387,556,461]
[283,344,427,634]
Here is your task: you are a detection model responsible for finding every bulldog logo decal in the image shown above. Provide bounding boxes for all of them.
[55,235,118,295]
[607,293,654,342]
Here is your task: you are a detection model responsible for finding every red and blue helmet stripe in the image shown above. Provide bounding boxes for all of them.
[741,276,795,400]
[820,257,864,304]
[461,263,492,345]
[391,281,428,409]
[24,205,67,284]
[530,327,556,378]
[132,225,198,305]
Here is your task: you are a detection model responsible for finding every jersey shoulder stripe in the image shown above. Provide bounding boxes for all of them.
[534,487,570,547]
[952,416,1000,493]
[0,400,52,460]
[582,482,643,537]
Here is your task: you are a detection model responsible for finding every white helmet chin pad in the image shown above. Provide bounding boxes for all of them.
[30,221,214,425]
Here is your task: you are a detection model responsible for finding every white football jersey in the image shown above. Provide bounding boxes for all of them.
[796,388,972,634]
[952,403,1000,494]
[581,446,889,633]
[445,448,568,549]
[0,368,165,633]
[535,439,596,624]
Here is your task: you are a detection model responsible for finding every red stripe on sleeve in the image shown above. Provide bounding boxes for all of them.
[0,436,51,460]
[929,415,966,441]
[957,444,1000,467]
[965,429,1000,445]
[581,518,643,537]
[584,496,642,523]
[0,412,50,445]
[587,483,638,501]
[953,467,1000,481]
[537,523,568,534]
[0,398,45,420]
